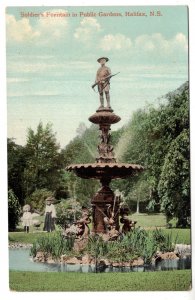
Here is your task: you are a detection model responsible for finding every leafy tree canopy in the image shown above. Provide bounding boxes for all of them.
[23,122,64,197]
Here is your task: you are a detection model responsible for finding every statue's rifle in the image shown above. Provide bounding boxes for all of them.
[91,72,120,92]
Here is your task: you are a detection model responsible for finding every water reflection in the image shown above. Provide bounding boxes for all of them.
[9,249,191,273]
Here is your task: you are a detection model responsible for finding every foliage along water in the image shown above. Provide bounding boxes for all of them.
[9,249,191,273]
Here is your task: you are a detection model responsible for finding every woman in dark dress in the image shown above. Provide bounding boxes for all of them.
[43,197,56,232]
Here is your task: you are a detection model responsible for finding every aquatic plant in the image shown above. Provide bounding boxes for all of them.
[85,228,157,263]
[30,232,75,258]
[152,228,178,252]
[30,228,178,263]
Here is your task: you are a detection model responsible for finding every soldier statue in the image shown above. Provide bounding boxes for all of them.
[91,57,119,110]
[95,57,111,109]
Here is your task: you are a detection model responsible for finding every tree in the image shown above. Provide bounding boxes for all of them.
[7,138,26,205]
[119,82,189,220]
[75,177,99,206]
[127,177,152,214]
[8,189,21,231]
[25,188,53,214]
[61,124,100,207]
[158,129,190,227]
[23,122,64,197]
[76,122,87,137]
[118,108,167,208]
[62,124,99,167]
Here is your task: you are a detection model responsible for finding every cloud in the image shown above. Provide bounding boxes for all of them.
[35,9,69,43]
[135,33,188,54]
[173,33,188,51]
[100,34,132,51]
[99,32,187,61]
[6,9,69,45]
[6,14,40,42]
[74,18,101,42]
[135,33,166,52]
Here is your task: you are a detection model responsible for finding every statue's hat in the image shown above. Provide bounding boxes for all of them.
[97,57,109,63]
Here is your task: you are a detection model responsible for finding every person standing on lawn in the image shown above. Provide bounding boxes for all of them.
[22,204,32,233]
[43,196,56,232]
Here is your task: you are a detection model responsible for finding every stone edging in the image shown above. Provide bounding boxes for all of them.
[9,243,191,267]
[9,243,33,249]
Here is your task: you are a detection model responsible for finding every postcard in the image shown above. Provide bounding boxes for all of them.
[4,2,193,296]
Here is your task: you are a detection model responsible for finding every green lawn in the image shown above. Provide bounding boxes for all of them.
[130,213,191,244]
[9,213,191,245]
[9,232,47,244]
[131,213,179,228]
[131,213,167,227]
[9,270,192,291]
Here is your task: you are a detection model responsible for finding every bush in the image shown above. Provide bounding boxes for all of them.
[55,199,82,229]
[25,189,53,213]
[8,189,21,231]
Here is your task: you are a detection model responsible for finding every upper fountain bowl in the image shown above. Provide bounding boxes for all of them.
[89,109,121,125]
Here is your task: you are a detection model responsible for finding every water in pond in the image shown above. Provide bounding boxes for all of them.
[9,249,191,273]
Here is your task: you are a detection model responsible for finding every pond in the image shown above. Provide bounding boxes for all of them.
[9,249,191,273]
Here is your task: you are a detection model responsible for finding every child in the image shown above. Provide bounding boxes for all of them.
[22,204,32,233]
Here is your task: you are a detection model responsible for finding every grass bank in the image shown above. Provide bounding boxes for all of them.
[9,232,48,244]
[9,270,191,291]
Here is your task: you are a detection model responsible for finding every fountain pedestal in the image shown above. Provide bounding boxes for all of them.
[67,108,144,234]
[91,178,120,233]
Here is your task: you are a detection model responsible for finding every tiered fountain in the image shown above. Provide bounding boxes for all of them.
[66,57,143,234]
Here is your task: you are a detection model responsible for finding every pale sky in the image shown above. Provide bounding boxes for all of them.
[6,5,188,148]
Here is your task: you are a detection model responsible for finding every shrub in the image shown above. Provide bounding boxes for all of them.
[8,189,21,231]
[55,199,82,229]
